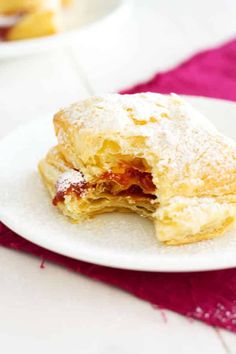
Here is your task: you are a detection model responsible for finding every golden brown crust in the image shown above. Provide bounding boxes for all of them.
[0,0,73,40]
[0,0,43,14]
[163,217,235,245]
[6,10,59,40]
[39,93,236,245]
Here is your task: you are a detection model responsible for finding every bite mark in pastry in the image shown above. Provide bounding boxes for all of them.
[38,93,236,245]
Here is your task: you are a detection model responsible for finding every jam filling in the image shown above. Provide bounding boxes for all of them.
[0,27,11,41]
[0,13,24,41]
[116,185,156,200]
[101,168,156,193]
[53,165,156,205]
[53,180,89,205]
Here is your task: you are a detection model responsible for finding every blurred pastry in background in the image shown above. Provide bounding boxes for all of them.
[0,0,73,41]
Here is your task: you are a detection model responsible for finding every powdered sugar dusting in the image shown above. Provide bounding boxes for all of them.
[62,93,217,135]
[56,170,85,193]
[59,93,236,194]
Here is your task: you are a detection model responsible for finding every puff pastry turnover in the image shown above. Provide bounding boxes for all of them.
[38,93,236,245]
[0,0,72,41]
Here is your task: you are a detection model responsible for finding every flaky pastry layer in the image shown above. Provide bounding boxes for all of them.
[0,0,72,40]
[39,93,236,245]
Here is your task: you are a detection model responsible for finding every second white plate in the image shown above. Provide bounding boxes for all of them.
[0,0,129,58]
[1,96,236,272]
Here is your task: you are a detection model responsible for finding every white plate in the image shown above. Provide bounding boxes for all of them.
[0,0,129,59]
[1,96,236,272]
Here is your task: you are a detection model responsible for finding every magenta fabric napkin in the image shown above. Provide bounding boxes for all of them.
[1,39,236,332]
[121,38,236,101]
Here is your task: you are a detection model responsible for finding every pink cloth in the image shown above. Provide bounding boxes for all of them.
[121,39,236,101]
[1,39,236,332]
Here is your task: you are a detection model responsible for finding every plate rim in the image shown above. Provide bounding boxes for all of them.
[1,95,236,273]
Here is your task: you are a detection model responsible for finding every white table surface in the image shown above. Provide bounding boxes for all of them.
[1,0,236,352]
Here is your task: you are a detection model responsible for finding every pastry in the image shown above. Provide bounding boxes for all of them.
[38,93,236,245]
[0,0,72,41]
